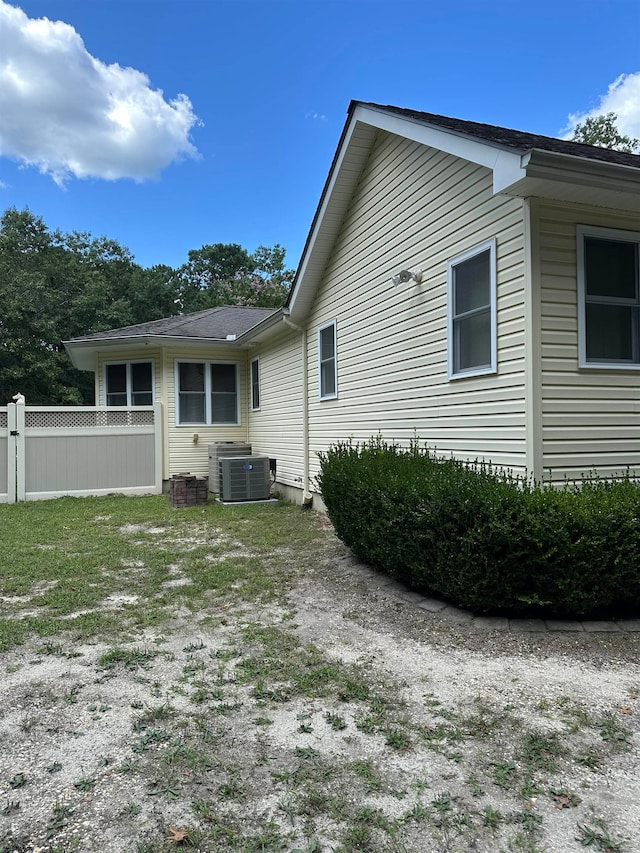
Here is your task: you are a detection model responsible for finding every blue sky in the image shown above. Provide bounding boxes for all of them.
[1,0,639,272]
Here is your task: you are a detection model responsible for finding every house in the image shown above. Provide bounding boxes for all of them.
[65,101,640,506]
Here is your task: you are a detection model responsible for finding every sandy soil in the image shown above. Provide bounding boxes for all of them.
[1,529,639,852]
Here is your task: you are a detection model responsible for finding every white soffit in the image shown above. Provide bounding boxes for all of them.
[65,334,242,371]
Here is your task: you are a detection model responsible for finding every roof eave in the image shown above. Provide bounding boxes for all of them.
[497,149,640,212]
[64,333,242,372]
[287,104,640,325]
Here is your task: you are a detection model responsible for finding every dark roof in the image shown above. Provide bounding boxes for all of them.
[357,102,640,168]
[66,305,279,343]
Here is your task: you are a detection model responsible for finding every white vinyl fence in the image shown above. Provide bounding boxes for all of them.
[1,402,162,502]
[0,406,16,503]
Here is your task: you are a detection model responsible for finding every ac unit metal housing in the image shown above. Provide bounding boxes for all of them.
[208,442,252,493]
[219,456,271,502]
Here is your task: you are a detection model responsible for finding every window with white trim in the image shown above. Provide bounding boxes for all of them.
[318,320,337,399]
[447,238,496,378]
[578,225,640,367]
[105,361,153,406]
[176,361,239,424]
[250,357,260,410]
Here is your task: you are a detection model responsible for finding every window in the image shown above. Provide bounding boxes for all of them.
[318,320,337,399]
[176,361,239,424]
[578,225,640,367]
[448,239,496,378]
[250,358,260,410]
[105,361,153,406]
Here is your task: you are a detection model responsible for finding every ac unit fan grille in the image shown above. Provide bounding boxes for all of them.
[219,456,270,502]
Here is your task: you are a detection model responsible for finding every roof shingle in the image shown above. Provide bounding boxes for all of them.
[359,102,640,168]
[66,305,279,344]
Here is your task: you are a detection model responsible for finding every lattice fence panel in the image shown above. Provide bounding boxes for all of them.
[0,411,7,429]
[25,409,155,429]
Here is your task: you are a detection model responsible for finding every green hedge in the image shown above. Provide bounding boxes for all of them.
[317,439,640,619]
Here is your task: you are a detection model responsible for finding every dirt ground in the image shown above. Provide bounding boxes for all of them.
[1,516,639,852]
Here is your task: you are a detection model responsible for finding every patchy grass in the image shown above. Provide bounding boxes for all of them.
[0,495,316,653]
[0,495,638,852]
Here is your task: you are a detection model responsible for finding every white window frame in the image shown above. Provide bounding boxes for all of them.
[103,360,154,406]
[447,238,497,380]
[318,319,338,400]
[174,359,240,426]
[577,224,640,369]
[250,357,260,411]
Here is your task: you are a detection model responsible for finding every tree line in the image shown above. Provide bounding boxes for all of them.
[0,208,294,405]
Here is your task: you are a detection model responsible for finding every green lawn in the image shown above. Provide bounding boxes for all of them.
[0,494,318,653]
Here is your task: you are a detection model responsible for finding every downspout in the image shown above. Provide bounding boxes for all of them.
[282,311,312,506]
[523,198,543,483]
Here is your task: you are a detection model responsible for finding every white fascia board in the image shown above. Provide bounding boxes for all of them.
[65,334,241,371]
[144,335,240,347]
[493,149,530,193]
[356,104,524,175]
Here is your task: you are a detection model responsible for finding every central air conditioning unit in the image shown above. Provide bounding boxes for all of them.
[219,456,271,502]
[208,442,252,494]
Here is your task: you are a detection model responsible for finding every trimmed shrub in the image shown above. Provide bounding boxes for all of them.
[317,439,640,619]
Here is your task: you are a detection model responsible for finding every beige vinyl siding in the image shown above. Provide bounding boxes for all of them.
[305,131,528,484]
[164,346,249,477]
[538,201,640,481]
[248,329,305,488]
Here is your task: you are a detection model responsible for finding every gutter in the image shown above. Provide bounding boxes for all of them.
[494,148,640,199]
[522,149,640,193]
[282,311,312,505]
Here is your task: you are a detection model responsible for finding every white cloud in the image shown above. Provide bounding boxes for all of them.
[0,1,200,184]
[562,72,640,140]
[306,112,327,121]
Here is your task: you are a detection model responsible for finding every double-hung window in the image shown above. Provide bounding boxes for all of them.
[318,320,337,399]
[447,238,497,379]
[578,225,640,367]
[177,361,239,424]
[105,361,153,406]
[250,358,260,410]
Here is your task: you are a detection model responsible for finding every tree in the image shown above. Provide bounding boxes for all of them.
[0,208,80,404]
[176,242,293,313]
[0,208,169,404]
[571,112,639,153]
[0,207,294,404]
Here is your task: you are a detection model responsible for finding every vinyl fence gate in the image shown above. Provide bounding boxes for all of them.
[0,403,162,503]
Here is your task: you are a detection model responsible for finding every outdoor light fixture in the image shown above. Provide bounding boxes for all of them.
[391,269,422,286]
